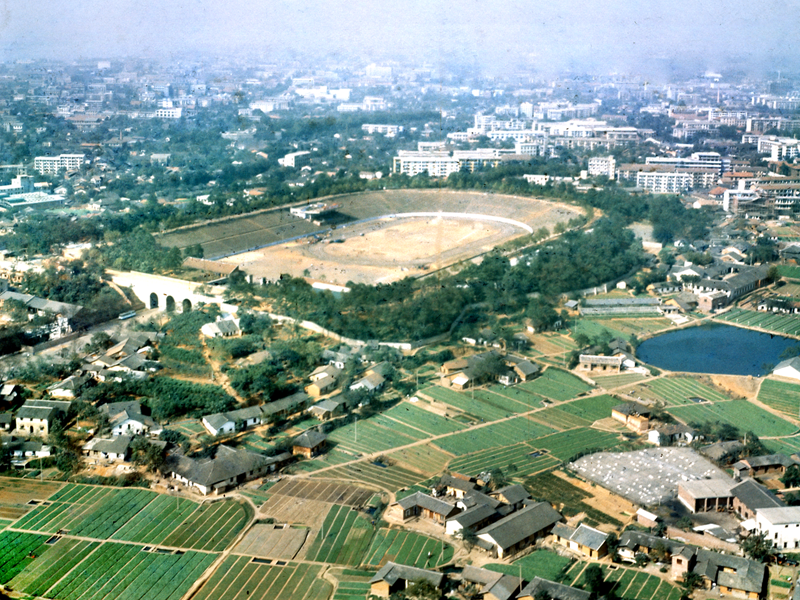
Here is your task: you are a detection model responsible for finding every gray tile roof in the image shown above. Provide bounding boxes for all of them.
[519,577,591,600]
[293,429,326,449]
[397,491,458,516]
[731,479,785,510]
[694,549,766,595]
[447,503,496,529]
[165,445,269,489]
[369,562,444,588]
[490,484,530,505]
[477,502,562,550]
[569,523,608,551]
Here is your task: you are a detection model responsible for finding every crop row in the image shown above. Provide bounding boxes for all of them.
[0,531,49,584]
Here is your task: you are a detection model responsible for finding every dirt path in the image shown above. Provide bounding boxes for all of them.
[199,335,246,404]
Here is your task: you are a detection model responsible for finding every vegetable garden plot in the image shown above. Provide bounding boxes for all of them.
[193,556,330,600]
[759,378,800,418]
[446,442,560,478]
[517,369,592,402]
[532,428,622,461]
[419,386,512,421]
[326,418,419,455]
[9,538,99,597]
[557,394,621,422]
[363,528,453,569]
[312,462,424,492]
[111,494,199,545]
[382,403,465,435]
[528,407,590,430]
[161,499,250,552]
[0,531,49,584]
[433,417,554,455]
[387,444,452,475]
[485,550,572,582]
[304,504,374,565]
[669,399,797,437]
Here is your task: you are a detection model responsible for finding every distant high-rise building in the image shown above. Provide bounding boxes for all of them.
[33,154,85,175]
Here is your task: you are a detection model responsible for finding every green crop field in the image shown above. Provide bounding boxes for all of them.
[193,556,330,600]
[717,308,800,337]
[0,531,49,585]
[14,484,250,552]
[41,541,216,600]
[517,368,593,402]
[382,403,465,435]
[485,550,573,582]
[524,471,622,527]
[669,399,798,437]
[331,569,372,600]
[529,407,590,430]
[419,386,513,421]
[485,384,548,409]
[363,528,453,569]
[764,436,800,455]
[558,395,622,422]
[433,417,554,455]
[599,564,683,600]
[779,265,800,280]
[388,444,452,475]
[532,428,622,461]
[326,418,419,455]
[8,538,99,597]
[630,376,731,406]
[592,373,648,389]
[472,389,533,413]
[447,441,560,478]
[312,462,425,492]
[759,378,800,418]
[305,505,374,566]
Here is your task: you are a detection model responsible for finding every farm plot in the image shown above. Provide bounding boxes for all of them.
[292,447,357,473]
[8,538,99,597]
[485,550,572,582]
[669,399,798,437]
[558,395,622,422]
[433,417,554,456]
[472,389,532,413]
[331,568,372,600]
[305,504,374,565]
[0,531,49,584]
[381,402,465,435]
[268,479,374,507]
[524,471,623,528]
[529,407,590,430]
[517,368,593,402]
[602,317,674,337]
[529,334,577,355]
[235,523,308,559]
[533,428,622,461]
[363,528,453,569]
[326,418,419,455]
[14,486,158,537]
[778,265,800,280]
[111,494,198,545]
[759,378,800,418]
[600,564,683,600]
[485,384,547,409]
[763,436,800,455]
[592,373,648,389]
[631,376,731,406]
[447,442,561,478]
[160,500,251,552]
[387,444,452,475]
[44,541,217,600]
[419,386,512,421]
[167,419,207,437]
[0,477,63,521]
[193,556,330,600]
[718,308,800,336]
[312,462,425,492]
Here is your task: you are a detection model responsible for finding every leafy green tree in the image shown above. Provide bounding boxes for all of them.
[783,464,800,488]
[741,531,774,562]
[583,564,605,594]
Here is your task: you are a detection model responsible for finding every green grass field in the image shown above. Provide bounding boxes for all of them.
[305,505,374,566]
[669,399,798,437]
[192,556,331,600]
[759,378,800,419]
[363,528,453,569]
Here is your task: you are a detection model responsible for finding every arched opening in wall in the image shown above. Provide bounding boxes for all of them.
[150,293,158,309]
[182,299,192,313]
[166,296,176,313]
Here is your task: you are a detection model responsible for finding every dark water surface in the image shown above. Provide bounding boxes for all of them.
[636,322,799,376]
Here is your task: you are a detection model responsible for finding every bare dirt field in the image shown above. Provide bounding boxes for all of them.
[259,494,332,527]
[268,479,374,507]
[162,190,582,285]
[0,477,63,520]
[234,523,308,559]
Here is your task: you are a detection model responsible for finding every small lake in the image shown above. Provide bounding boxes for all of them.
[636,322,799,376]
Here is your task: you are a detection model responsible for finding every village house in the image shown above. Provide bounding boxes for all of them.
[439,473,477,499]
[15,399,71,436]
[678,478,735,513]
[488,484,531,511]
[81,435,134,462]
[291,430,327,458]
[307,371,338,397]
[388,491,460,525]
[551,522,609,559]
[733,454,797,479]
[202,405,264,436]
[200,318,241,338]
[101,401,161,437]
[0,413,12,431]
[47,373,91,399]
[731,479,786,520]
[517,577,591,600]
[445,503,499,538]
[755,506,800,550]
[672,548,766,599]
[773,357,800,381]
[617,531,684,563]
[578,354,623,373]
[307,399,344,420]
[349,371,386,394]
[369,562,445,599]
[9,439,51,463]
[164,445,290,495]
[461,566,522,600]
[700,440,745,465]
[476,502,563,559]
[611,402,651,433]
[647,423,696,446]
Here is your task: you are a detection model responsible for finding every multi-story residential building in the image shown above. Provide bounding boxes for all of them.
[645,152,730,175]
[393,151,459,177]
[154,107,182,119]
[361,124,404,135]
[588,156,617,178]
[33,154,85,175]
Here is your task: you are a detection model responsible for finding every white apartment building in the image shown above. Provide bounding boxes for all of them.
[645,152,730,175]
[392,151,459,177]
[361,124,404,135]
[154,107,182,119]
[588,156,617,178]
[756,507,800,550]
[756,136,800,161]
[514,139,550,156]
[278,151,312,168]
[636,171,693,194]
[33,154,85,175]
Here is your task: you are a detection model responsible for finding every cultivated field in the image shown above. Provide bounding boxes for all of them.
[363,528,453,569]
[330,568,373,600]
[235,524,308,559]
[267,479,374,507]
[629,376,731,406]
[305,504,374,565]
[310,463,425,492]
[758,378,800,419]
[0,478,63,520]
[447,442,561,478]
[433,417,554,455]
[192,556,330,600]
[668,399,798,437]
[717,308,800,337]
[159,190,582,285]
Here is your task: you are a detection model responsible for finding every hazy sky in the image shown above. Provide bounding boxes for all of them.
[1,0,798,76]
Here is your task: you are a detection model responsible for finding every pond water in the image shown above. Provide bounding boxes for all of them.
[636,322,799,376]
